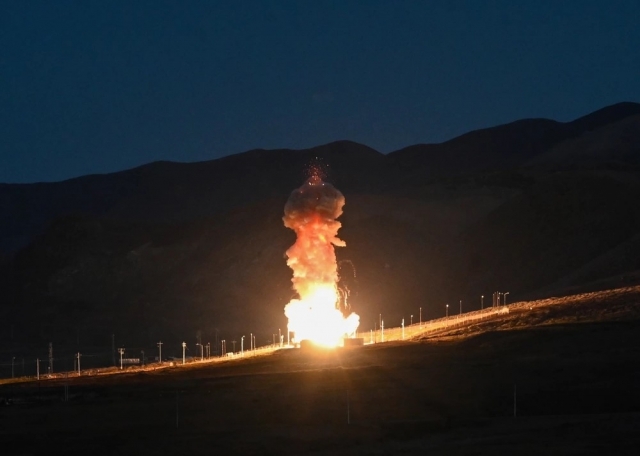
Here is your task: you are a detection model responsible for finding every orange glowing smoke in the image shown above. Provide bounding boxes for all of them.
[283,174,360,347]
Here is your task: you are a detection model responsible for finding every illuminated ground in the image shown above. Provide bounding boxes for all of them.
[2,286,640,455]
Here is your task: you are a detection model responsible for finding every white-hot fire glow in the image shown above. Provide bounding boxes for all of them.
[283,174,360,347]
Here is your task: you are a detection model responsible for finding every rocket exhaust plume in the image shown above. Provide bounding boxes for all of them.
[283,173,360,347]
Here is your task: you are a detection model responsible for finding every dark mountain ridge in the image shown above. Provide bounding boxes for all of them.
[2,102,638,254]
[1,101,640,362]
[386,101,640,181]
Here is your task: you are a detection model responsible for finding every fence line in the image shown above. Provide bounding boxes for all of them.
[0,303,518,383]
[362,304,510,344]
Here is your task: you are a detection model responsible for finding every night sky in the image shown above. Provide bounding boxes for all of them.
[2,1,639,184]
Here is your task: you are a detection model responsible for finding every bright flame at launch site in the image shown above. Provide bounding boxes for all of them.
[283,174,360,347]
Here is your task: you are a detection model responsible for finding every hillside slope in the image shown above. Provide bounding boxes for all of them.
[1,102,640,355]
[2,286,640,455]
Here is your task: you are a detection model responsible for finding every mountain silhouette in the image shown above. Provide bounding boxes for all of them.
[1,101,639,359]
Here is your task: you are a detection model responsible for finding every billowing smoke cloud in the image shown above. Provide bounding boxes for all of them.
[283,174,359,346]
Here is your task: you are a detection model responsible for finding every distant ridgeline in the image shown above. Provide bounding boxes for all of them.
[1,101,640,356]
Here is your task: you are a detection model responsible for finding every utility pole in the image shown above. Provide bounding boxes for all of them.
[176,391,180,429]
[157,341,163,363]
[347,390,350,425]
[76,353,81,375]
[118,348,125,369]
[48,342,53,374]
[182,342,186,364]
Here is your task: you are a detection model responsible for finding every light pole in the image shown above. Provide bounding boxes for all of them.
[446,304,449,317]
[221,340,226,357]
[207,342,210,359]
[250,333,253,351]
[410,315,413,326]
[182,342,186,365]
[76,352,81,375]
[504,292,510,305]
[232,340,236,353]
[118,348,125,370]
[401,318,405,340]
[241,336,245,356]
[157,341,163,364]
[481,295,484,309]
[279,328,281,347]
[381,320,384,342]
[459,300,462,316]
[419,307,422,327]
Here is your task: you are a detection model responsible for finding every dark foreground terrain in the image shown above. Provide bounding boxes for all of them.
[2,286,640,455]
